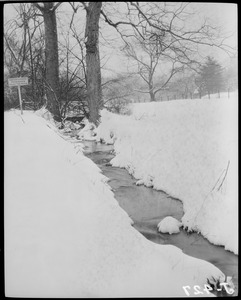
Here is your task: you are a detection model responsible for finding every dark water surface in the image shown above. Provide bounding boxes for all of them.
[83,141,238,297]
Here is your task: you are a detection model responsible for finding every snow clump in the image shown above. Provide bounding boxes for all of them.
[157,216,182,234]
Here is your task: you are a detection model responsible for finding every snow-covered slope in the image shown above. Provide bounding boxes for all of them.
[96,94,238,255]
[4,110,226,297]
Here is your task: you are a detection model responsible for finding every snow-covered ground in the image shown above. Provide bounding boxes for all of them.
[4,110,229,297]
[96,92,238,255]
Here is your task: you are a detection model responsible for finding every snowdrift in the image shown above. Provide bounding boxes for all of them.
[96,94,238,255]
[4,110,227,297]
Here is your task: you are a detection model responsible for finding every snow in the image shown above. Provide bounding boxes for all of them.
[77,119,96,140]
[4,110,228,297]
[157,216,182,234]
[96,92,238,255]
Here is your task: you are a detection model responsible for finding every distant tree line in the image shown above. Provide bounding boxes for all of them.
[138,55,237,102]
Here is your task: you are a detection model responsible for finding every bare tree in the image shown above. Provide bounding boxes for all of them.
[123,31,183,101]
[34,2,62,119]
[57,34,88,122]
[82,2,102,125]
[4,3,46,109]
[4,3,40,77]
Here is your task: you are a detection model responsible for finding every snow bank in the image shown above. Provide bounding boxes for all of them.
[4,110,227,297]
[96,94,238,254]
[77,118,96,140]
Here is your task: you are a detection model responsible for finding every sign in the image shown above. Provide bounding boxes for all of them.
[8,77,29,115]
[8,77,28,87]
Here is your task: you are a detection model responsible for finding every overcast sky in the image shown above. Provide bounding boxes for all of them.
[4,2,237,77]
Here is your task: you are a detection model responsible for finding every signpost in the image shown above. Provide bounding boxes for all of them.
[8,77,29,115]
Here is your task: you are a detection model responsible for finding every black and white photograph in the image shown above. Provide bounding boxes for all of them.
[3,1,238,297]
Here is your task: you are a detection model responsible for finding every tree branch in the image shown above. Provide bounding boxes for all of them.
[217,160,230,191]
[52,2,62,12]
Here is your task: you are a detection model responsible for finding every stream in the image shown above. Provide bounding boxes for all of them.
[82,140,238,297]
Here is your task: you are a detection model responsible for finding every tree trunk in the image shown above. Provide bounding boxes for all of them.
[43,2,60,118]
[149,83,156,101]
[85,2,102,125]
[27,24,36,109]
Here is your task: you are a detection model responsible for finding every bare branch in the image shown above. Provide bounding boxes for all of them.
[52,2,62,12]
[217,161,230,191]
[100,8,145,40]
[33,3,44,13]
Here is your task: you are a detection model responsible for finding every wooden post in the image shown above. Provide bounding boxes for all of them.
[17,85,23,115]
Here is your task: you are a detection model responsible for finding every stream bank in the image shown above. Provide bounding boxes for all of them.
[83,140,238,297]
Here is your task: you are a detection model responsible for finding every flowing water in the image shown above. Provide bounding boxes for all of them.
[83,140,238,297]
